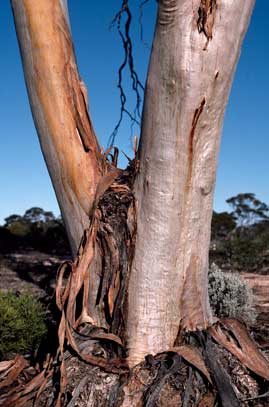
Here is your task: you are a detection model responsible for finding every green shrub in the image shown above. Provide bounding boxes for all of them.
[0,291,47,360]
[208,263,257,324]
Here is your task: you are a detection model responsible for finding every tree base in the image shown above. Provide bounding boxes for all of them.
[1,165,268,407]
[1,321,269,407]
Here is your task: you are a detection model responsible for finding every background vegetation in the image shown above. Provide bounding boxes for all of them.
[211,193,269,273]
[1,192,268,273]
[0,291,47,359]
[0,207,70,255]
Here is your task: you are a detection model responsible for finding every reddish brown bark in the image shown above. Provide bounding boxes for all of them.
[11,0,102,255]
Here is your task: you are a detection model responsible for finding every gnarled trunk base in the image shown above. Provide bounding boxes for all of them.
[2,325,268,407]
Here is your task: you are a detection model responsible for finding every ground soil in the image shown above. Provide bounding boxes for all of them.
[0,251,70,298]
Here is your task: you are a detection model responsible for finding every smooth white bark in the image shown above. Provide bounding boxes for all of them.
[127,0,255,365]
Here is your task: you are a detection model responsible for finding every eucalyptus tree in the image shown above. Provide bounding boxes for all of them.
[9,0,266,405]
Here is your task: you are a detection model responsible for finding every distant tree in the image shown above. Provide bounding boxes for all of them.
[2,215,29,250]
[4,214,23,227]
[227,193,269,227]
[24,207,55,224]
[24,210,69,254]
[4,214,31,238]
[211,211,236,239]
[41,218,70,254]
[1,209,69,254]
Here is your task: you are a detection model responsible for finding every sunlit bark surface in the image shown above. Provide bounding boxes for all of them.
[11,0,102,255]
[127,0,255,365]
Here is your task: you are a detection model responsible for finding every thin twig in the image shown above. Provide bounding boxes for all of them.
[108,1,144,147]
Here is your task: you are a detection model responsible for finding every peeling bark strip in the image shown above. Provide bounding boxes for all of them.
[186,98,206,190]
[57,161,136,333]
[95,162,137,339]
[54,162,137,403]
[197,0,217,48]
[198,333,241,407]
[209,319,269,380]
[11,0,102,254]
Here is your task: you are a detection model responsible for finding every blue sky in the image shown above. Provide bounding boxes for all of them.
[0,1,268,224]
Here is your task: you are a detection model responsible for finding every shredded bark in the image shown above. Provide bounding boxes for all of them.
[1,325,269,406]
[143,353,182,406]
[209,319,269,380]
[47,157,137,404]
[95,160,137,339]
[197,0,217,49]
[197,332,240,407]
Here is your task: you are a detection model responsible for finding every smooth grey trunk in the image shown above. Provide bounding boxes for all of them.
[126,0,255,365]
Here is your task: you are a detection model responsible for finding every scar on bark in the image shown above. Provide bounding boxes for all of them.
[158,0,178,28]
[186,98,206,191]
[197,0,217,49]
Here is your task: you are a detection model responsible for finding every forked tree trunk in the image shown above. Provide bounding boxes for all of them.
[11,0,255,373]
